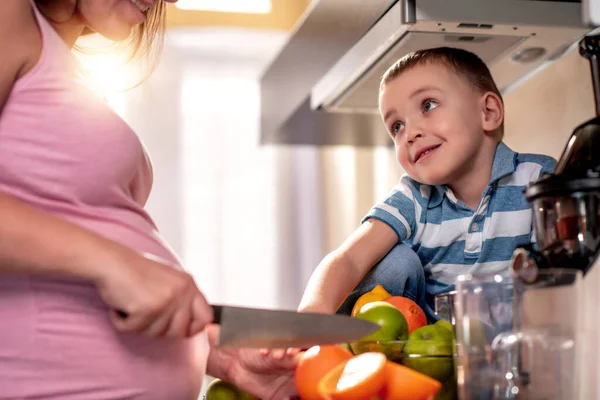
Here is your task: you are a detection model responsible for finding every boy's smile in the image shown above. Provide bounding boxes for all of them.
[413,143,441,163]
[378,61,501,198]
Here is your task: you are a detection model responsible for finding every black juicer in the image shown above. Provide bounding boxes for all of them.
[512,34,600,281]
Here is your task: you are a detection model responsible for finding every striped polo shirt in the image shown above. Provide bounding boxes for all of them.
[363,142,556,308]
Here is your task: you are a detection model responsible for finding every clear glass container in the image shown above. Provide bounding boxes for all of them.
[453,269,582,400]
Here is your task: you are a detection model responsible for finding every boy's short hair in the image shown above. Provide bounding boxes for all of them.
[380,47,504,138]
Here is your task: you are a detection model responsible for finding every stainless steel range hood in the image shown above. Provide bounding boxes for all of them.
[259,0,591,146]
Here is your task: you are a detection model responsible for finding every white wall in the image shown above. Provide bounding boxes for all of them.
[502,46,594,158]
[107,28,291,310]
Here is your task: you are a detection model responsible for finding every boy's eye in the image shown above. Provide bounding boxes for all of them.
[423,99,439,112]
[391,121,405,135]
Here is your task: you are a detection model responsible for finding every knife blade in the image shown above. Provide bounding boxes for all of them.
[212,304,380,349]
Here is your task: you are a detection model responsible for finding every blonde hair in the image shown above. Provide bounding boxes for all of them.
[381,47,504,138]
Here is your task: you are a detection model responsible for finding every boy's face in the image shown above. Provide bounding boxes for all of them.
[379,62,498,186]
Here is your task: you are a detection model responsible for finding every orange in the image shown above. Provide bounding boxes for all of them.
[351,285,391,316]
[294,345,353,400]
[317,352,387,400]
[378,361,442,400]
[384,296,428,333]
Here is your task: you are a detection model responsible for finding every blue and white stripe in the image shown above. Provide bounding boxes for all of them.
[363,142,557,306]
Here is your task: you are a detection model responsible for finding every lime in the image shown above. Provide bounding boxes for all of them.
[205,379,258,400]
[355,301,409,341]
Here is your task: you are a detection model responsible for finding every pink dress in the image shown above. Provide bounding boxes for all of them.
[0,3,208,399]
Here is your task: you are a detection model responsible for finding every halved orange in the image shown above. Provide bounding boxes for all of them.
[294,345,354,400]
[379,361,442,400]
[317,352,387,400]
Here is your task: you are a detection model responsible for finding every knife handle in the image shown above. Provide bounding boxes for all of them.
[211,304,222,324]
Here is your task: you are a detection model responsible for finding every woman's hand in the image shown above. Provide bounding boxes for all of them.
[94,250,213,339]
[206,325,299,400]
[260,347,302,360]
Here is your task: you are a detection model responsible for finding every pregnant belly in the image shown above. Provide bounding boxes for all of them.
[0,276,208,400]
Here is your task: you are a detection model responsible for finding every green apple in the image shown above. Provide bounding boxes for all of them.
[406,325,453,352]
[434,319,454,335]
[402,355,455,383]
[402,324,455,381]
[354,301,409,341]
[206,379,258,400]
[349,339,405,362]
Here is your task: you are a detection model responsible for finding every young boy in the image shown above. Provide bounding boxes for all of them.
[297,47,557,320]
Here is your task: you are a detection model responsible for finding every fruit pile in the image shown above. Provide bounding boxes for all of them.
[207,286,456,400]
[294,285,457,400]
[295,345,442,400]
[350,285,428,334]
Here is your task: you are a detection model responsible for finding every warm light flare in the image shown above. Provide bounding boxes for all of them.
[175,0,271,14]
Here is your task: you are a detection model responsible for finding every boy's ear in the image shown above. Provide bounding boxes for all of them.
[480,92,503,133]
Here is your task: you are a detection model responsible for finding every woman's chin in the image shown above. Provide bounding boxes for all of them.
[95,26,134,42]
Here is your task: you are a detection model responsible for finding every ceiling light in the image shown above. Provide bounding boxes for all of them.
[174,0,272,14]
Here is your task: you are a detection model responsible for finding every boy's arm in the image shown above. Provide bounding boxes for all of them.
[297,219,398,313]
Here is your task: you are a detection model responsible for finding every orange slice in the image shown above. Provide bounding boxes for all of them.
[379,361,442,400]
[317,352,387,400]
[294,345,354,400]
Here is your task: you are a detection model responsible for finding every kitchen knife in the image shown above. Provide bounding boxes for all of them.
[212,304,380,349]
